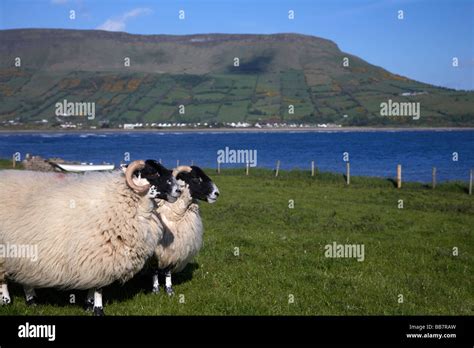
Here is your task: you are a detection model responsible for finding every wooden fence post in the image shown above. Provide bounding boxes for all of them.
[311,161,315,177]
[217,161,221,174]
[275,160,280,177]
[469,169,473,195]
[432,167,436,189]
[246,162,249,176]
[176,159,179,167]
[346,162,350,185]
[397,164,402,189]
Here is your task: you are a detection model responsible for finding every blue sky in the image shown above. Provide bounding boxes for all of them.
[0,0,472,90]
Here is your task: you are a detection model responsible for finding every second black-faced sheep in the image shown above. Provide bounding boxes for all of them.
[152,166,219,295]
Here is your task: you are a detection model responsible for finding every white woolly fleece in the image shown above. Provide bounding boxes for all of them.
[0,170,163,290]
[155,180,203,273]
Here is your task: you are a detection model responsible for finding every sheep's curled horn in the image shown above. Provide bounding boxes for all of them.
[172,165,192,177]
[125,160,150,194]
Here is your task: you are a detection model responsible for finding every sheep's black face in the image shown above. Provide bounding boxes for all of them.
[139,160,181,202]
[177,166,220,203]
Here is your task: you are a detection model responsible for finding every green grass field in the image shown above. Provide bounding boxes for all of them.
[1,168,473,315]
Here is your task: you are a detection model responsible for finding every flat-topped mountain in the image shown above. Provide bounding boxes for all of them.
[0,29,472,127]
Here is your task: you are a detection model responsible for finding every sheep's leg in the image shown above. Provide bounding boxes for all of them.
[0,283,11,305]
[92,288,104,316]
[23,286,37,306]
[84,289,95,311]
[0,283,10,305]
[152,269,160,294]
[0,260,10,305]
[164,270,174,296]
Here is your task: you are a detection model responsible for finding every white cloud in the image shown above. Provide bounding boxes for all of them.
[97,8,152,32]
[97,19,126,32]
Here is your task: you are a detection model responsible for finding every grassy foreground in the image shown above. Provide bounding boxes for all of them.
[1,168,473,315]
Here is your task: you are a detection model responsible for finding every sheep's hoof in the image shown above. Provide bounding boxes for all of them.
[84,299,94,311]
[165,286,174,296]
[1,296,11,306]
[152,286,160,294]
[93,307,104,316]
[26,297,37,307]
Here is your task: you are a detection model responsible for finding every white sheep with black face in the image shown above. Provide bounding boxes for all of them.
[152,165,219,295]
[0,160,180,315]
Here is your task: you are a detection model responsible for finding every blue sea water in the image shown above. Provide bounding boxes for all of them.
[0,130,473,182]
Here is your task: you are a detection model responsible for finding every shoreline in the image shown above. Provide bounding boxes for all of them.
[1,126,474,134]
[0,158,469,184]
